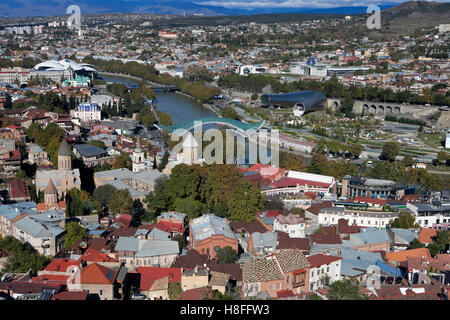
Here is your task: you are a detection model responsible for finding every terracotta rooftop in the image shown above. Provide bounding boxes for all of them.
[386,248,432,263]
[307,254,342,268]
[418,228,437,244]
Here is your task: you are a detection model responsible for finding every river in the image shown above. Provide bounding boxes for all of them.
[98,73,216,124]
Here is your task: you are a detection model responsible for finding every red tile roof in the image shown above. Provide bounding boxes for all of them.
[77,263,117,285]
[305,201,334,215]
[418,228,437,244]
[51,291,89,300]
[270,177,331,189]
[32,274,70,284]
[137,267,181,291]
[44,259,79,272]
[306,254,342,268]
[78,248,118,263]
[181,287,212,300]
[155,221,185,234]
[311,233,342,245]
[8,179,30,200]
[386,248,432,263]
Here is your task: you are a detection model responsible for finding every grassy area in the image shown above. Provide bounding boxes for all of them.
[418,132,445,148]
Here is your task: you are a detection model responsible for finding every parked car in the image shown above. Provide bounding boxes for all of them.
[385,277,394,284]
[131,293,147,300]
[395,277,403,285]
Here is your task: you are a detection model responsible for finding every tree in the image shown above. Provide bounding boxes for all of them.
[138,107,155,128]
[156,110,173,126]
[168,281,182,300]
[326,279,368,300]
[215,246,237,264]
[227,180,265,222]
[93,184,117,207]
[158,151,169,172]
[16,170,26,178]
[64,222,87,249]
[437,151,448,166]
[280,152,307,172]
[402,155,415,167]
[408,238,425,250]
[175,197,205,220]
[112,152,132,170]
[221,107,239,120]
[107,189,134,215]
[172,234,186,250]
[381,141,400,161]
[390,212,420,229]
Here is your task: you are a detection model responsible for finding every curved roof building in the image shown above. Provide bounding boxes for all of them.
[260,90,327,116]
[34,59,97,74]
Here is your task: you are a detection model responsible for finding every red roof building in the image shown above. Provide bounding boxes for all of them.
[8,179,31,201]
[137,267,181,291]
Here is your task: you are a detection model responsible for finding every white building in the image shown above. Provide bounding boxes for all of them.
[307,254,342,291]
[273,214,306,238]
[445,133,450,149]
[132,139,146,173]
[0,67,31,85]
[72,103,101,122]
[236,65,267,76]
[318,207,398,228]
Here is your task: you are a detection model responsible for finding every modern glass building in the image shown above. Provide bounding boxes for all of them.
[260,90,327,116]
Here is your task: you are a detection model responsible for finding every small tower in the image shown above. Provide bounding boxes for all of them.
[182,133,199,164]
[44,179,58,205]
[132,137,145,173]
[58,139,72,171]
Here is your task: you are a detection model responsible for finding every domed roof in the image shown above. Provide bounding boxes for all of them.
[58,139,72,156]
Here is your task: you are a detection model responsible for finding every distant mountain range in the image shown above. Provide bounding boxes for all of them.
[0,0,399,17]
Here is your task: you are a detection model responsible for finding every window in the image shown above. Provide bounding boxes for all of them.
[270,284,275,291]
[327,267,329,272]
[99,290,103,296]
[311,271,314,277]
[277,283,281,290]
[286,275,290,283]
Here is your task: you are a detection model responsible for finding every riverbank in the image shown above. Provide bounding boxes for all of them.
[174,90,222,118]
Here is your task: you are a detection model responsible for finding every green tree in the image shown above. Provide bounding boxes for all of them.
[158,151,169,172]
[107,189,134,215]
[227,180,265,222]
[112,152,132,170]
[64,222,87,249]
[175,197,205,220]
[381,141,400,161]
[93,184,117,207]
[390,212,420,229]
[437,151,448,166]
[215,246,237,264]
[168,281,182,300]
[221,107,239,120]
[138,107,155,128]
[408,238,425,250]
[402,155,415,167]
[326,279,368,300]
[156,110,173,126]
[16,170,26,179]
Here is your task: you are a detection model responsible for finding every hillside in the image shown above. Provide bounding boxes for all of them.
[381,1,450,33]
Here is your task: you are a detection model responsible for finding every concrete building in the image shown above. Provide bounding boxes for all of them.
[189,214,238,259]
[114,237,179,270]
[306,254,342,291]
[94,168,166,203]
[72,103,101,122]
[341,175,404,199]
[273,214,306,238]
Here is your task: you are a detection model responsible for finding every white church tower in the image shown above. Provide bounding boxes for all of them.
[132,138,145,173]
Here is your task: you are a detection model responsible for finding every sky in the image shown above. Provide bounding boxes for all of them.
[194,0,447,9]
